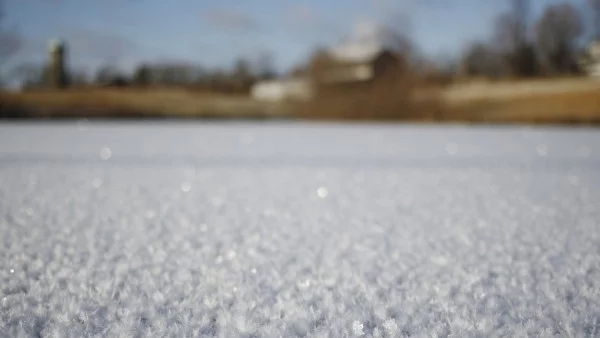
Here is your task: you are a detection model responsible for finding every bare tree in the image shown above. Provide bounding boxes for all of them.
[493,0,537,77]
[491,0,529,51]
[132,64,152,86]
[230,57,254,92]
[94,65,125,86]
[511,0,530,45]
[460,42,507,79]
[380,12,415,63]
[252,51,276,81]
[68,68,89,87]
[0,0,20,77]
[233,58,251,80]
[10,63,38,88]
[535,3,584,75]
[157,63,195,86]
[590,0,600,40]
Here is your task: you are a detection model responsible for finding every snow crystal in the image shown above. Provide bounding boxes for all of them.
[0,123,599,337]
[99,147,112,160]
[317,187,329,199]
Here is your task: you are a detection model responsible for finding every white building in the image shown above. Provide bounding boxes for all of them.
[581,41,600,78]
[251,78,313,102]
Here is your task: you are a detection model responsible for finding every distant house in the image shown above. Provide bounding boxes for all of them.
[251,43,404,102]
[580,40,600,78]
[310,44,405,86]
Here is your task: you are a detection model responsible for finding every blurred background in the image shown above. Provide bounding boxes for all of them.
[1,0,600,123]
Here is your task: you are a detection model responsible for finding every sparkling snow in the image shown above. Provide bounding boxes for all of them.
[0,122,599,337]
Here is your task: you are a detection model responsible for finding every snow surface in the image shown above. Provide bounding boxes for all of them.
[1,122,599,337]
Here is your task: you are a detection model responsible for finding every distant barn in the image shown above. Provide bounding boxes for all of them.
[251,43,405,102]
[310,45,405,86]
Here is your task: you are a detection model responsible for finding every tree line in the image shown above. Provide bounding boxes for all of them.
[9,53,277,93]
[3,0,600,91]
[0,0,276,92]
[460,0,600,79]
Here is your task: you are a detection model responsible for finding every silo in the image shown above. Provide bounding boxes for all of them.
[48,39,68,88]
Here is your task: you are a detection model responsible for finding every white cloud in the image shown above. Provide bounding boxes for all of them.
[283,3,343,39]
[288,4,316,24]
[200,9,261,32]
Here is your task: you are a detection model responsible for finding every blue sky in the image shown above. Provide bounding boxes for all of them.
[3,0,588,74]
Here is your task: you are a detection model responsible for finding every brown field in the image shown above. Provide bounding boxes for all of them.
[443,79,600,124]
[1,78,600,125]
[0,88,284,119]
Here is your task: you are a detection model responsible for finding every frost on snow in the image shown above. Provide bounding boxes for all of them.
[0,123,599,337]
